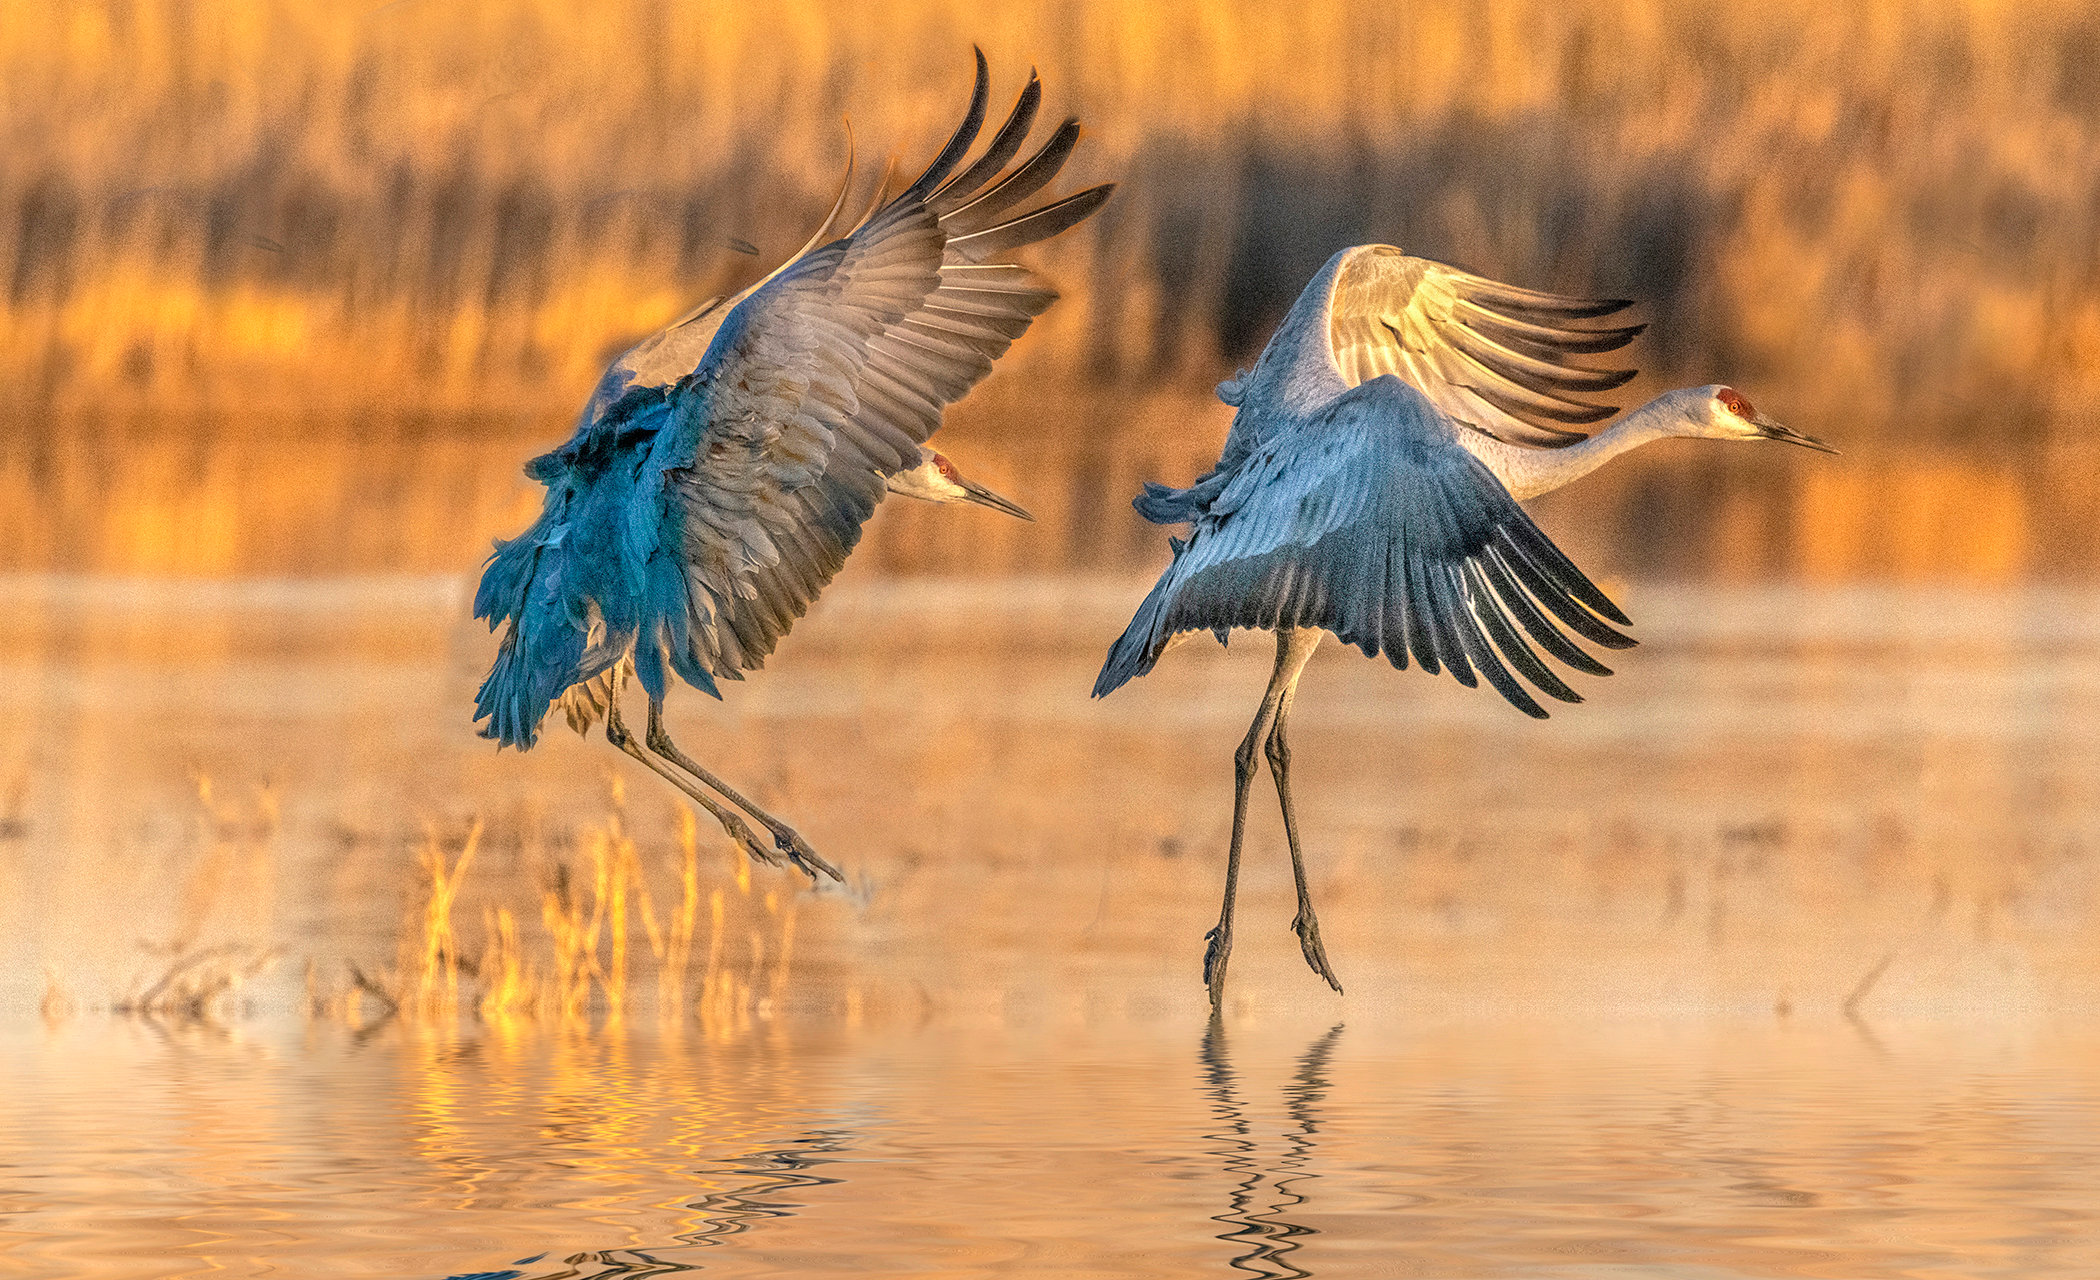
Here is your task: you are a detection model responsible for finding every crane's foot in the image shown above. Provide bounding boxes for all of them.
[1292,912,1344,996]
[1202,924,1233,1008]
[714,811,786,870]
[767,824,843,885]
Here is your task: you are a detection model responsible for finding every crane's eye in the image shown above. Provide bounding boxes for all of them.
[1717,388,1755,418]
[932,452,957,480]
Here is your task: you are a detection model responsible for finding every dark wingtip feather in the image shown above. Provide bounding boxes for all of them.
[1462,277,1636,321]
[1465,379,1619,426]
[1476,551,1614,678]
[1452,300,1649,359]
[943,117,1082,228]
[1501,296,1636,321]
[1095,572,1175,697]
[1463,563,1585,705]
[1494,528,1637,641]
[1446,328,1641,401]
[950,183,1113,261]
[929,68,1043,213]
[903,48,991,200]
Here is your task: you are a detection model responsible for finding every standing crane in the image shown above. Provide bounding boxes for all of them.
[475,53,1109,881]
[1095,244,1834,1005]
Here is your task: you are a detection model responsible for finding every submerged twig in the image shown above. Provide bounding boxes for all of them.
[1842,951,1898,1018]
[116,944,280,1022]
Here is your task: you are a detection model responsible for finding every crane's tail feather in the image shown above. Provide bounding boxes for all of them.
[473,531,538,630]
[472,531,578,749]
[475,618,586,751]
[1133,477,1230,525]
[472,523,629,750]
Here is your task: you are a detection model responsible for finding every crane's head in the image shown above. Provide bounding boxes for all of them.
[884,450,1035,520]
[1682,386,1837,453]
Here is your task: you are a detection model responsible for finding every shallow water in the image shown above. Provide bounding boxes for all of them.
[4,576,2100,1276]
[8,1014,2100,1279]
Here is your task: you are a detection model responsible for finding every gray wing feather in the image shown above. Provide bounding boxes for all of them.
[1094,376,1634,716]
[652,60,1111,685]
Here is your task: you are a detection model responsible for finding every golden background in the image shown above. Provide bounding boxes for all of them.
[3,0,2096,579]
[8,10,2100,1275]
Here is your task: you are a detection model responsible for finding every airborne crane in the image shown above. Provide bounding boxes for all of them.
[475,53,1109,880]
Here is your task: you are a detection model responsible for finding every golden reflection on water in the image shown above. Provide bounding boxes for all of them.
[5,576,2100,1274]
[6,1013,2100,1277]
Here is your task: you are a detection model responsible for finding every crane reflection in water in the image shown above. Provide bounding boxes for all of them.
[1203,1021,1347,1279]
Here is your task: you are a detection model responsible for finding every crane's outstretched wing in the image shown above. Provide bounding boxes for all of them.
[1325,247,1645,448]
[627,53,1111,697]
[1095,376,1635,717]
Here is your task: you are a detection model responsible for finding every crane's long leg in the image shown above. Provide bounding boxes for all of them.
[603,693,785,872]
[644,700,843,884]
[1267,663,1343,995]
[1206,628,1324,1008]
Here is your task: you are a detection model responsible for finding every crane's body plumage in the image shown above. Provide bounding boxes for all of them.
[1097,246,1638,720]
[474,54,1109,878]
[1100,243,1832,1003]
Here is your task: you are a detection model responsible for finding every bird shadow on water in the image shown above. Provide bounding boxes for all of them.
[1202,1017,1345,1279]
[439,1129,856,1280]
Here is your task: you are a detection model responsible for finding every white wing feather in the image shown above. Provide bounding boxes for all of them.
[1326,247,1643,448]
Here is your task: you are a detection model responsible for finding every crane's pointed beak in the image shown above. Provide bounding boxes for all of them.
[1752,414,1839,455]
[956,475,1035,521]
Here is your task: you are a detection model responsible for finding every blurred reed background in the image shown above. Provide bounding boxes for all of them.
[2,0,2099,578]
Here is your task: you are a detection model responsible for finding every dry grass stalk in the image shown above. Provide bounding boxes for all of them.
[658,806,703,1017]
[412,818,481,1019]
[316,796,797,1032]
[93,772,287,1024]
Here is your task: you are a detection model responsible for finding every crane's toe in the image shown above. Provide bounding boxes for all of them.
[1292,912,1345,996]
[716,813,786,870]
[773,827,844,884]
[1202,924,1233,1005]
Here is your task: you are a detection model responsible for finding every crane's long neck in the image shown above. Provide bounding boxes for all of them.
[1464,397,1682,501]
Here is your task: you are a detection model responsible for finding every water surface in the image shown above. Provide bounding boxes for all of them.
[8,1014,2100,1278]
[3,576,2099,1276]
